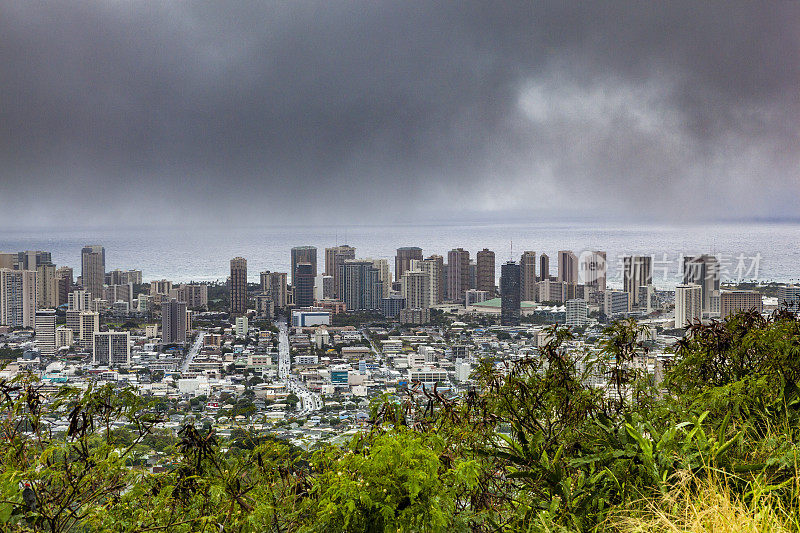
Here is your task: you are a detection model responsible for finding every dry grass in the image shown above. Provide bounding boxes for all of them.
[607,473,798,533]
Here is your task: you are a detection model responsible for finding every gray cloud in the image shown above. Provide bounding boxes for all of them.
[0,1,797,227]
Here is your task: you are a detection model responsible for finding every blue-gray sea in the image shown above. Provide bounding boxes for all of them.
[1,222,797,288]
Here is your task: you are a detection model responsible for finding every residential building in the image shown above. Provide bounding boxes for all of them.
[623,256,653,309]
[36,263,58,309]
[78,311,100,351]
[398,307,430,325]
[162,298,188,344]
[500,261,521,326]
[565,299,588,327]
[720,290,763,319]
[395,247,423,282]
[338,260,382,311]
[603,290,630,317]
[476,249,495,294]
[0,269,37,328]
[520,251,537,301]
[174,284,208,310]
[235,316,249,337]
[260,271,287,308]
[683,254,721,313]
[402,270,430,310]
[777,285,800,312]
[675,284,702,328]
[558,251,578,284]
[35,309,56,356]
[314,274,334,301]
[326,245,356,299]
[55,326,73,349]
[465,289,490,307]
[68,290,91,311]
[367,258,391,298]
[381,295,406,318]
[579,251,607,292]
[93,331,130,367]
[80,245,105,300]
[17,251,51,270]
[229,257,248,315]
[447,248,470,302]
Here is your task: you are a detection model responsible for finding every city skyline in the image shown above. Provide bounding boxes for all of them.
[1,2,797,228]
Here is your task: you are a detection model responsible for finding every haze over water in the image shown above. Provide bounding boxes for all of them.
[1,222,796,288]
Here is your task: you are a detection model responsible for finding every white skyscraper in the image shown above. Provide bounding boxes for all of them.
[35,309,56,356]
[675,284,702,328]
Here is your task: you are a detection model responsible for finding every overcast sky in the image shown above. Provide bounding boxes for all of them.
[1,2,797,228]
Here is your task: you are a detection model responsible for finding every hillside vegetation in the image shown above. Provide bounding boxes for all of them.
[2,309,800,531]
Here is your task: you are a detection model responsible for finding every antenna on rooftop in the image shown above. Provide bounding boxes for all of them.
[510,240,513,262]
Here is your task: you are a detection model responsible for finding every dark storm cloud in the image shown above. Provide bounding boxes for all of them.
[0,1,797,227]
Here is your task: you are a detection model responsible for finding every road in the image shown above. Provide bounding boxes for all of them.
[277,317,322,415]
[181,330,205,373]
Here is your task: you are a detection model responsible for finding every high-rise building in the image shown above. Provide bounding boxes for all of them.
[565,299,588,327]
[105,284,133,305]
[291,246,317,283]
[402,270,430,310]
[675,284,702,328]
[465,289,490,306]
[78,311,100,350]
[0,269,37,328]
[55,326,74,350]
[777,285,800,313]
[539,254,550,281]
[603,290,630,317]
[229,257,248,315]
[579,251,607,292]
[520,251,537,302]
[235,316,249,338]
[720,290,763,319]
[447,248,470,302]
[325,246,356,298]
[150,279,173,296]
[17,251,52,270]
[260,271,287,308]
[558,251,578,284]
[683,255,721,313]
[395,247,423,282]
[623,256,653,309]
[107,269,142,286]
[56,267,73,307]
[372,259,392,299]
[80,245,105,301]
[93,331,130,367]
[423,255,444,305]
[314,275,335,301]
[174,284,208,310]
[338,260,382,311]
[500,261,521,326]
[0,254,15,270]
[293,263,315,307]
[68,290,91,311]
[36,262,58,309]
[35,309,56,356]
[162,298,188,344]
[476,249,496,294]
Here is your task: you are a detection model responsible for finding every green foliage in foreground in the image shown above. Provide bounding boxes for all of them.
[2,309,800,531]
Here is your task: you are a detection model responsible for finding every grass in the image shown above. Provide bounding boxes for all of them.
[608,472,799,533]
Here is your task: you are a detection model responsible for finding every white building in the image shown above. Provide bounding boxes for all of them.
[55,326,74,349]
[675,284,702,328]
[34,309,56,356]
[291,309,330,327]
[565,298,588,327]
[235,316,249,338]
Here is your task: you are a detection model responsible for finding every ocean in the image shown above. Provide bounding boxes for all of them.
[0,222,797,288]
